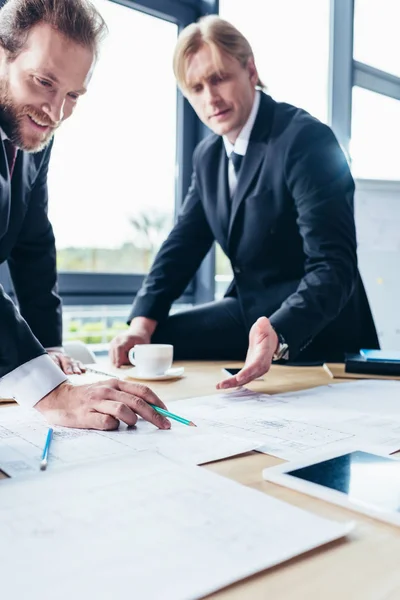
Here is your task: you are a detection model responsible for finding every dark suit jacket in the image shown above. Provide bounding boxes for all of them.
[0,137,62,377]
[130,93,378,361]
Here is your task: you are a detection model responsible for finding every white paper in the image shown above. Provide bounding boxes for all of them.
[0,452,353,600]
[0,404,258,477]
[170,380,400,461]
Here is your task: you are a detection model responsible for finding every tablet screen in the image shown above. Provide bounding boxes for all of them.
[287,451,400,513]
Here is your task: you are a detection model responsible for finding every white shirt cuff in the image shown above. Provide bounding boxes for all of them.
[0,354,68,408]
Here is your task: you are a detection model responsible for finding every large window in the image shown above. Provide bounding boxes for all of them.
[354,0,400,78]
[350,87,400,180]
[48,0,177,274]
[219,0,330,123]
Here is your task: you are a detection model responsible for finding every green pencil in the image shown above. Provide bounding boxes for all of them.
[147,403,197,427]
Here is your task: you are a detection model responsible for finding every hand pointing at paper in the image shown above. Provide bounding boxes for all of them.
[217,317,278,390]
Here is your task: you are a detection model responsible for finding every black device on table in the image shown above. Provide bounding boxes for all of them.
[222,367,241,376]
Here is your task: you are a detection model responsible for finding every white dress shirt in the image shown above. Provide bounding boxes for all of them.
[0,355,68,408]
[223,90,261,197]
[0,128,67,407]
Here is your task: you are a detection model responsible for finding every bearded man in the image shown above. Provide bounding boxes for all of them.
[0,0,171,432]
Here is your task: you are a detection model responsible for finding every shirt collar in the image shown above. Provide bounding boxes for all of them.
[223,90,260,158]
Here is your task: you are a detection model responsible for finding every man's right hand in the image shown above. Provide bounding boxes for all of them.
[109,317,157,367]
[35,379,171,430]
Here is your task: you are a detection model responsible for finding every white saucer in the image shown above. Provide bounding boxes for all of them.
[126,367,185,381]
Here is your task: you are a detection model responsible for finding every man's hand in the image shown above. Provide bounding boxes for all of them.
[109,317,157,367]
[216,317,278,390]
[48,349,86,375]
[35,379,171,430]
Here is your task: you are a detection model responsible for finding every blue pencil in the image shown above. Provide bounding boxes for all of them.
[40,428,53,471]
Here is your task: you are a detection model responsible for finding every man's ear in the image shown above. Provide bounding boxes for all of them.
[247,57,258,87]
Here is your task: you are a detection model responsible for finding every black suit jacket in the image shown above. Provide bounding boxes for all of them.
[130,93,378,360]
[0,138,62,377]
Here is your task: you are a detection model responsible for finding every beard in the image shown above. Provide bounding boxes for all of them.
[0,78,58,153]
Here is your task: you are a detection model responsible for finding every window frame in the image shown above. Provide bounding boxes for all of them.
[11,0,400,304]
[330,0,400,162]
[42,0,217,307]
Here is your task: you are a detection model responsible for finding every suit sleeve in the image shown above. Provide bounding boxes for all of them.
[0,283,46,378]
[268,121,358,357]
[128,159,215,323]
[7,142,62,349]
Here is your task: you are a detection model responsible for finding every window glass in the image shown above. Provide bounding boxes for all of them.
[48,0,177,274]
[350,87,400,180]
[219,0,330,123]
[354,0,400,78]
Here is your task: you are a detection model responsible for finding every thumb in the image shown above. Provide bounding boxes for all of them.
[248,316,269,346]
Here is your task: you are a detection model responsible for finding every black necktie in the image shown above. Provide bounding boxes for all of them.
[230,151,243,174]
[4,139,17,177]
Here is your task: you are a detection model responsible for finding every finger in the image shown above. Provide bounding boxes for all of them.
[82,411,120,431]
[75,361,86,374]
[216,375,241,390]
[118,348,129,367]
[253,316,270,338]
[48,408,119,431]
[216,359,270,389]
[93,400,138,427]
[112,344,121,367]
[69,360,85,375]
[114,345,126,368]
[118,380,168,410]
[57,354,75,375]
[235,362,270,385]
[122,343,133,366]
[49,353,61,367]
[110,340,124,367]
[101,387,170,429]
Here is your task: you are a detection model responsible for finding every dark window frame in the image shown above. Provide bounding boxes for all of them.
[0,0,219,307]
[58,0,219,307]
[55,0,218,307]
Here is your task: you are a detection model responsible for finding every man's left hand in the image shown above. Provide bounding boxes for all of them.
[47,349,86,375]
[216,316,278,389]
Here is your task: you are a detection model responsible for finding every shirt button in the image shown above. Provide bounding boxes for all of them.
[233,266,241,274]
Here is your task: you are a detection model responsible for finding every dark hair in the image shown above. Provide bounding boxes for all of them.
[0,0,107,58]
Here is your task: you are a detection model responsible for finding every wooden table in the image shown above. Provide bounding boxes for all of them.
[2,361,400,599]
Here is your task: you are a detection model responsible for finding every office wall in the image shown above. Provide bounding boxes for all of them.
[355,179,400,349]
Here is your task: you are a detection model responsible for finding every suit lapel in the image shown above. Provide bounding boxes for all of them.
[0,146,35,242]
[216,146,230,243]
[201,137,231,248]
[228,93,276,240]
[15,147,35,195]
[0,140,11,241]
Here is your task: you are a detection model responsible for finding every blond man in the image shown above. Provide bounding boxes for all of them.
[111,16,378,385]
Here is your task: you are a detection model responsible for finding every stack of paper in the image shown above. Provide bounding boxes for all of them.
[0,453,353,600]
[170,380,400,461]
[0,404,260,477]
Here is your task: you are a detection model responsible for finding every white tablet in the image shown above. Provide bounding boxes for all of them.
[263,449,400,527]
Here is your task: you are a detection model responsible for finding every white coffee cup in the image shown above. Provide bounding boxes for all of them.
[128,344,173,376]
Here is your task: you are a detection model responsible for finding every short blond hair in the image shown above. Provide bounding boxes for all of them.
[173,15,265,92]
